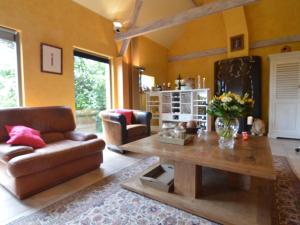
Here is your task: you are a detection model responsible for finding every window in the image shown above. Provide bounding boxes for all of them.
[73,50,111,134]
[0,27,22,108]
[140,74,155,92]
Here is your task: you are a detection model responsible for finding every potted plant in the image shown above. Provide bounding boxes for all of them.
[207,92,254,149]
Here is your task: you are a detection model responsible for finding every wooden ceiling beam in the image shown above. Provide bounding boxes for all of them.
[119,0,143,56]
[191,0,203,7]
[115,0,257,41]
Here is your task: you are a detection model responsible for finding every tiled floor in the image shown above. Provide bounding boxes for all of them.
[0,138,299,225]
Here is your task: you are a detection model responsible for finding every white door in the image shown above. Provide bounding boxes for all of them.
[269,52,300,138]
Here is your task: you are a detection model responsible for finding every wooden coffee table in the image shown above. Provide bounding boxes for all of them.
[121,133,276,225]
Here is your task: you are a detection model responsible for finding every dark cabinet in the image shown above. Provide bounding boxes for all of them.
[214,56,262,132]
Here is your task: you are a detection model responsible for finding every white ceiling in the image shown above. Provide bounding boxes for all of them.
[72,0,198,48]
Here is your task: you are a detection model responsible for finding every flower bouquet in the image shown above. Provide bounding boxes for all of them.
[207,92,254,149]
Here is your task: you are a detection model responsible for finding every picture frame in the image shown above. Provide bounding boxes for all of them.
[230,34,244,52]
[41,43,63,74]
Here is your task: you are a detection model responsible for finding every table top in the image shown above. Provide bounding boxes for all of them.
[121,133,276,180]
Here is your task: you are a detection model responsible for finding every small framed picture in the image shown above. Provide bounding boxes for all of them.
[41,43,63,74]
[230,34,244,52]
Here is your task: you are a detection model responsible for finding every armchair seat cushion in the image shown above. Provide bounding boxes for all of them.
[8,139,105,178]
[127,124,148,142]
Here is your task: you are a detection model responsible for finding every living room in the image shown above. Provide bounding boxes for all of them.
[0,0,299,224]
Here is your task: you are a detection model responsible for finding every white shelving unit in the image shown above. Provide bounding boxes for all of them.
[146,89,211,131]
[146,91,161,132]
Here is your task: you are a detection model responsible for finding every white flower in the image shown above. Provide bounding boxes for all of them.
[238,100,245,104]
[221,96,232,103]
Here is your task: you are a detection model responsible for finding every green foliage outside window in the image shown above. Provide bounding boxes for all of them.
[74,56,106,111]
[0,39,18,108]
[74,56,108,133]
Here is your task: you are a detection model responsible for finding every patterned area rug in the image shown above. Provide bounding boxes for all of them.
[7,156,300,225]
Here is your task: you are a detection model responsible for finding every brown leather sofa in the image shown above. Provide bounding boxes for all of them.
[0,106,105,199]
[100,110,151,153]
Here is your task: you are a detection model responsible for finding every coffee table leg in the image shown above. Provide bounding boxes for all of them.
[174,161,202,198]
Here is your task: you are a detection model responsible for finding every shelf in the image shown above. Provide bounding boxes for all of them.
[193,119,207,122]
[146,89,210,131]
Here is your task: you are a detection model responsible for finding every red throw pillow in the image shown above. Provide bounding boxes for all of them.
[115,109,133,125]
[5,125,46,149]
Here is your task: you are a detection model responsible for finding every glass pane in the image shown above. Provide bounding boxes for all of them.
[74,55,110,134]
[0,38,19,108]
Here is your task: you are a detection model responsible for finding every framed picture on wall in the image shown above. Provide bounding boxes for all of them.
[230,34,244,52]
[41,43,63,74]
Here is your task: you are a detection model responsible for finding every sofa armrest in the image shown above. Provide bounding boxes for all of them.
[64,131,97,141]
[0,145,34,162]
[132,111,152,135]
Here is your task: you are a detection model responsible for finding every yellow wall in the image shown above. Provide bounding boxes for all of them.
[168,0,300,125]
[131,37,168,110]
[0,0,117,111]
[223,7,249,57]
[168,13,226,91]
[132,37,168,85]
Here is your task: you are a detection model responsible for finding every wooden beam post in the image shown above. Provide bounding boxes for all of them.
[115,0,257,41]
[119,0,143,56]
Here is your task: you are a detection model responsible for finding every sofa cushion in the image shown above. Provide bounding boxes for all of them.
[7,138,105,178]
[0,143,34,162]
[115,109,133,125]
[127,124,148,140]
[64,131,97,141]
[41,132,65,143]
[6,125,46,149]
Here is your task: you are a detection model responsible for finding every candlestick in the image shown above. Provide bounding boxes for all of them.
[197,75,201,89]
[202,77,206,88]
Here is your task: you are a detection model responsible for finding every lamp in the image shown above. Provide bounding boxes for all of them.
[113,21,123,33]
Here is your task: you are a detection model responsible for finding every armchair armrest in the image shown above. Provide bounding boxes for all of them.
[100,111,127,128]
[132,111,152,135]
[64,131,97,141]
[100,111,127,145]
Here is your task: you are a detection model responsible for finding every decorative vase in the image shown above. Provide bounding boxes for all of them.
[215,117,239,149]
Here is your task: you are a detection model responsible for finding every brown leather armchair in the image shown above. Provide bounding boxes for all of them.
[100,110,152,153]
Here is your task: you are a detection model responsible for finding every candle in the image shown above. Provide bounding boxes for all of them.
[247,116,254,125]
[202,77,206,88]
[242,131,249,141]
